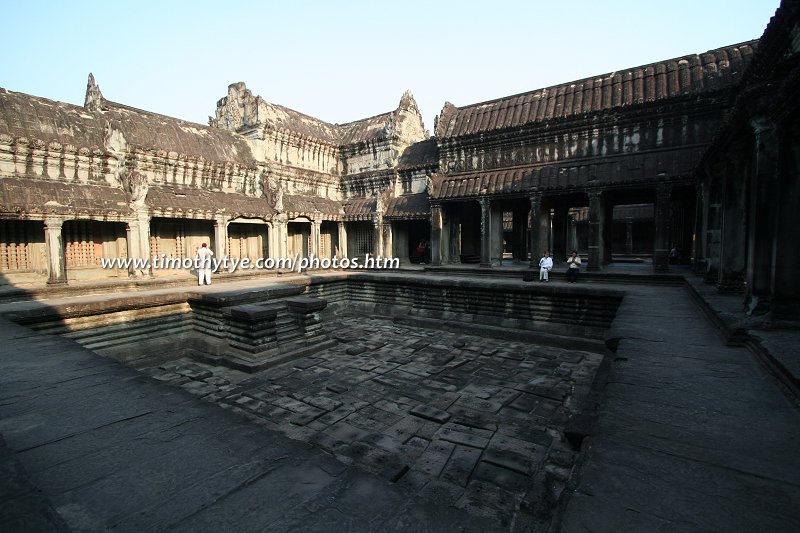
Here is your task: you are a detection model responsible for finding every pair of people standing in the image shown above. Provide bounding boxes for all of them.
[538,250,581,282]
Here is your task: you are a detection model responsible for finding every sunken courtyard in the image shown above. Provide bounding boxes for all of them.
[1,1,800,531]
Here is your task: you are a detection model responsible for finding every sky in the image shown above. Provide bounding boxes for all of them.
[3,1,781,132]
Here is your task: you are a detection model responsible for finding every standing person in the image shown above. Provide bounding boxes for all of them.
[196,242,214,286]
[566,250,581,283]
[539,252,553,281]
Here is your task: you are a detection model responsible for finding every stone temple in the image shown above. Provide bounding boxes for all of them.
[0,1,798,532]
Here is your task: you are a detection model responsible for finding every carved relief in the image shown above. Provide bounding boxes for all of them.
[122,170,149,208]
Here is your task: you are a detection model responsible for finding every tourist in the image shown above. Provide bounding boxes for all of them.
[669,245,679,264]
[196,243,214,285]
[539,252,553,281]
[414,240,426,263]
[566,250,581,283]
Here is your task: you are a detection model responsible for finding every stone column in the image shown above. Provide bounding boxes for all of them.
[126,210,152,278]
[552,206,569,265]
[587,189,604,271]
[430,204,443,266]
[693,181,708,275]
[382,220,393,258]
[213,216,228,261]
[393,221,409,263]
[772,122,800,319]
[479,198,491,268]
[717,153,748,293]
[337,221,347,257]
[311,218,321,258]
[528,192,542,267]
[273,214,288,259]
[372,215,383,258]
[653,182,672,272]
[704,174,723,282]
[603,200,614,265]
[512,207,526,263]
[746,119,779,314]
[44,217,67,284]
[490,201,503,265]
[625,220,633,254]
[446,207,459,264]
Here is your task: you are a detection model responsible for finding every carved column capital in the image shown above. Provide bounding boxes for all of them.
[44,216,65,230]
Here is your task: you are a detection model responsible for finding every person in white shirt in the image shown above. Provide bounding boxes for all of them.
[196,242,214,286]
[566,250,581,283]
[539,252,553,281]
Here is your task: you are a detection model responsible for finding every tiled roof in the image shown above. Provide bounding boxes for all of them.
[338,112,392,145]
[432,145,704,198]
[146,185,273,219]
[103,101,258,167]
[259,103,340,144]
[0,89,106,148]
[432,169,532,199]
[385,193,430,219]
[0,178,131,217]
[283,194,343,218]
[397,139,439,170]
[250,101,395,147]
[435,41,758,138]
[342,197,376,220]
[0,89,259,168]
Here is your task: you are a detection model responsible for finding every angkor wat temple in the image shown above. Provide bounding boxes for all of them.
[1,0,797,319]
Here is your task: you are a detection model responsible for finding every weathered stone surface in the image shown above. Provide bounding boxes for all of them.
[409,404,451,424]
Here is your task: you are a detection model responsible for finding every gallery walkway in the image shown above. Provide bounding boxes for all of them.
[560,285,800,532]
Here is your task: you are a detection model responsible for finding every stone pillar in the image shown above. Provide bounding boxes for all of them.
[653,183,672,272]
[430,204,443,266]
[625,220,633,255]
[372,215,383,258]
[44,217,67,284]
[126,211,152,278]
[311,218,321,258]
[273,214,288,259]
[552,206,569,265]
[337,221,347,257]
[717,153,748,293]
[772,122,800,319]
[446,207,459,264]
[528,192,542,267]
[479,198,491,268]
[704,174,723,282]
[571,216,580,254]
[382,220,393,258]
[213,216,228,261]
[693,181,708,274]
[746,119,779,314]
[490,201,503,265]
[393,221,409,263]
[587,189,604,271]
[603,200,614,265]
[512,207,527,263]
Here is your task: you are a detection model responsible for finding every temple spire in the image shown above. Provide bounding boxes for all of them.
[84,73,106,111]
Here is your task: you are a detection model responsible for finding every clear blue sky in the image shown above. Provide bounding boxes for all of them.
[3,0,780,132]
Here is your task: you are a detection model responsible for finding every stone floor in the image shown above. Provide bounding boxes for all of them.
[142,317,604,525]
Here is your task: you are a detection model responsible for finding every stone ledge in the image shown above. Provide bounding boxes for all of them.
[683,275,800,401]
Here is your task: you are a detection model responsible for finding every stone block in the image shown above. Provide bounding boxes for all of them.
[436,426,490,449]
[409,404,451,424]
[440,445,482,487]
[229,304,279,322]
[285,296,328,313]
[411,439,456,477]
